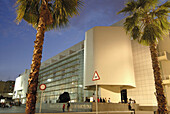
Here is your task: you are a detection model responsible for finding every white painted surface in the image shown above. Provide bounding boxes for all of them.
[13,69,30,104]
[84,26,135,88]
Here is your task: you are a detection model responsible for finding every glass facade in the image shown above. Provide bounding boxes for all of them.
[37,49,84,103]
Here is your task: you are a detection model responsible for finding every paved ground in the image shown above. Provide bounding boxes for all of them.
[0,106,157,114]
[0,106,62,113]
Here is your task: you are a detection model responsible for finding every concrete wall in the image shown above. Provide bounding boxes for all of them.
[36,102,92,112]
[84,26,136,103]
[111,19,170,107]
[127,41,157,106]
[84,27,135,88]
[98,86,121,103]
[92,103,139,111]
[36,102,139,112]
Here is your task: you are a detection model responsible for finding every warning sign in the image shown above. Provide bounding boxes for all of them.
[92,71,100,81]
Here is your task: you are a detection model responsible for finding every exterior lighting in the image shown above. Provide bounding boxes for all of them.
[79,85,83,87]
[70,100,74,102]
[47,79,52,82]
[8,93,13,95]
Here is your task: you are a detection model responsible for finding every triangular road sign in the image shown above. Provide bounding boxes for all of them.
[92,71,100,81]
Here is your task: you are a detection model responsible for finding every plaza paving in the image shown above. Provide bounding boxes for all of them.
[0,106,157,114]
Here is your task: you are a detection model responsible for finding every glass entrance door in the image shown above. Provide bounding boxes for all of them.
[121,89,127,103]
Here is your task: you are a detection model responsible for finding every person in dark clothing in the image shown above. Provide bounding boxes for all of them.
[103,98,105,103]
[128,103,135,114]
[100,97,102,102]
[128,103,132,110]
[67,102,70,112]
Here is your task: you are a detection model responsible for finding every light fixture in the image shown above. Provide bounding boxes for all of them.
[79,85,83,87]
[47,79,52,82]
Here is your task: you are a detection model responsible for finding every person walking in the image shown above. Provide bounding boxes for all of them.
[67,102,70,112]
[105,98,107,103]
[97,97,100,102]
[108,98,111,103]
[103,98,105,103]
[100,97,102,102]
[62,104,65,112]
[93,93,95,102]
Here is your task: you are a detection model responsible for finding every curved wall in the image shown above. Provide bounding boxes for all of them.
[84,26,135,89]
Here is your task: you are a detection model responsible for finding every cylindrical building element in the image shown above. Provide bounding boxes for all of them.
[84,26,136,92]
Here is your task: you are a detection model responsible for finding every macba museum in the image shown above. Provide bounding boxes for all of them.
[13,20,170,110]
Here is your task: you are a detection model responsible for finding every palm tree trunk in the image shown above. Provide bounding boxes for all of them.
[25,3,47,114]
[149,43,168,114]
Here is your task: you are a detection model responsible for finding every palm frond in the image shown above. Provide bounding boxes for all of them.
[15,0,39,24]
[15,0,83,30]
[159,1,170,8]
[154,17,169,35]
[140,24,163,45]
[45,0,83,31]
[154,8,170,33]
[155,9,169,17]
[118,0,169,45]
[23,1,39,26]
[15,0,27,24]
[137,0,159,9]
[131,26,141,40]
[117,0,137,15]
[124,12,140,32]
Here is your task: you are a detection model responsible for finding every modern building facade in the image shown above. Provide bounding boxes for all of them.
[13,20,170,108]
[84,20,170,107]
[84,26,136,103]
[127,37,170,107]
[13,69,30,104]
[0,80,15,98]
[37,41,87,103]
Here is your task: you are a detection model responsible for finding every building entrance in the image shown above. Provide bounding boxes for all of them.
[121,89,127,103]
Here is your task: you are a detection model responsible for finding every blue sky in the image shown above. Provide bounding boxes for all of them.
[0,0,128,81]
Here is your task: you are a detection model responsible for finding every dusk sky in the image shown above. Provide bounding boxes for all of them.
[0,0,128,81]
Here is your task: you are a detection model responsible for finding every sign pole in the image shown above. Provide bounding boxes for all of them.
[39,90,43,113]
[92,71,100,114]
[39,84,46,113]
[96,81,98,114]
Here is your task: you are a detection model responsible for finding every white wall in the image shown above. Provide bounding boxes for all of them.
[13,69,30,104]
[98,86,121,103]
[84,26,135,88]
[84,26,136,103]
[84,28,94,88]
[127,41,157,106]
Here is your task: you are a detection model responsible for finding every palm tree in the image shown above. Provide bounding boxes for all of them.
[15,0,82,113]
[118,0,169,113]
